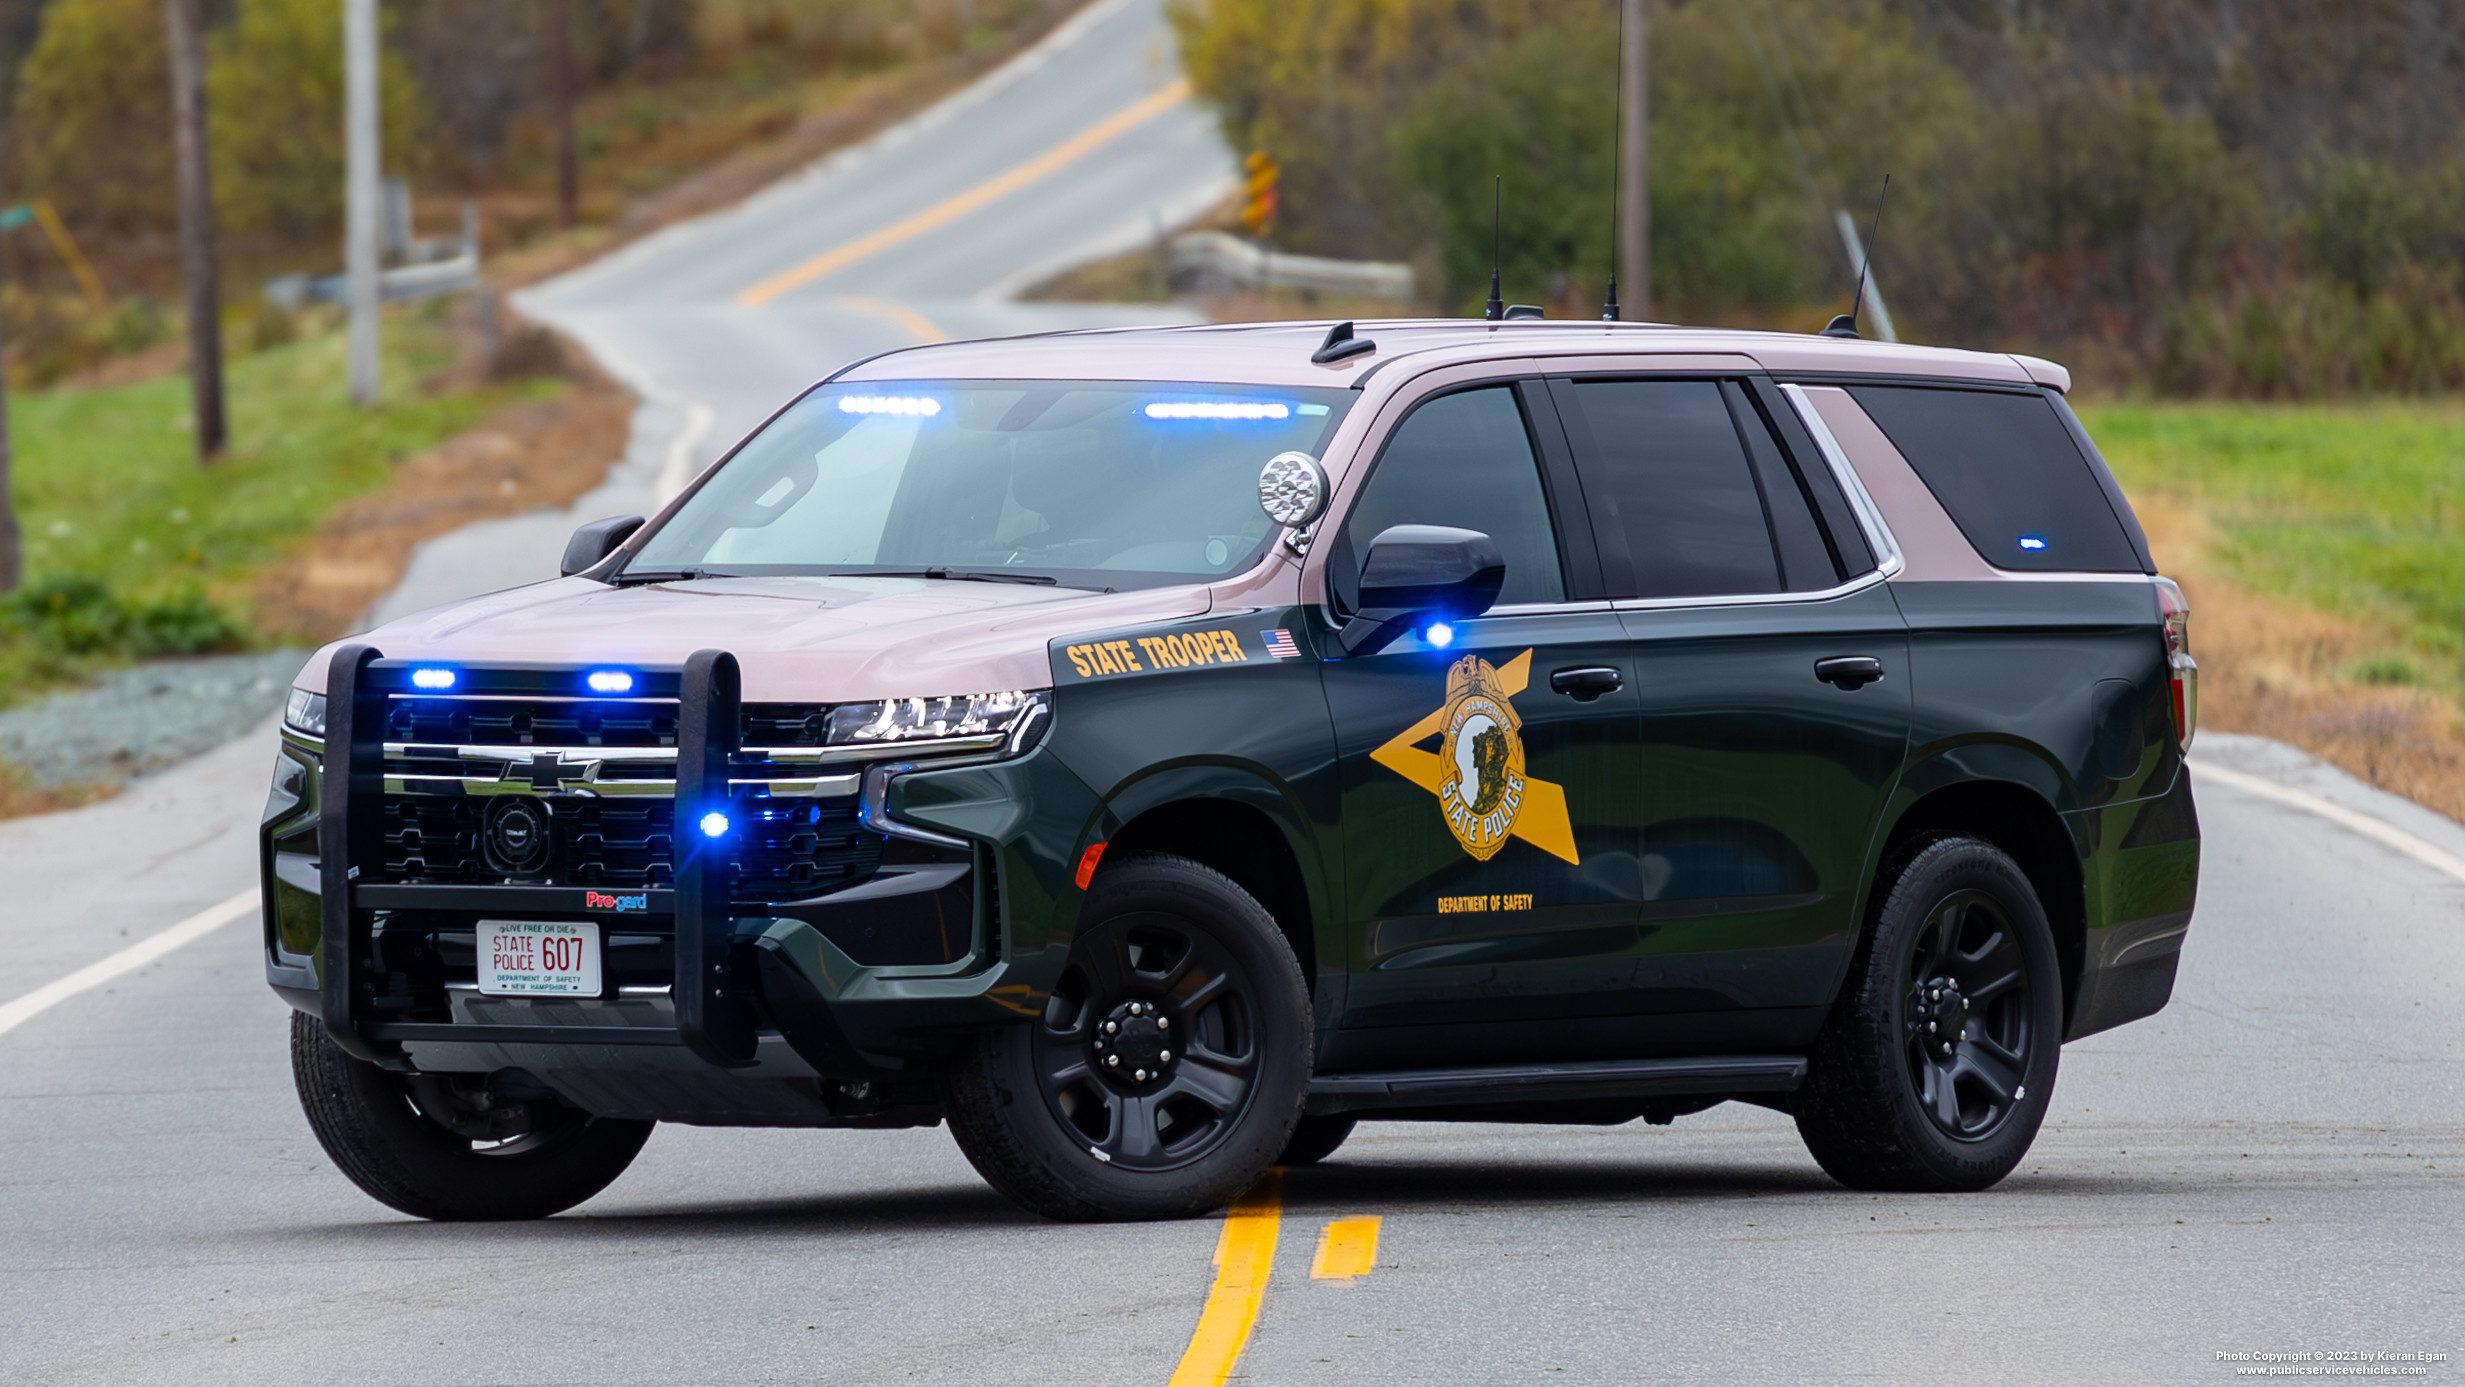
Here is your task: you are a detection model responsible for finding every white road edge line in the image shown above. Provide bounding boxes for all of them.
[0,888,259,1040]
[2195,760,2465,885]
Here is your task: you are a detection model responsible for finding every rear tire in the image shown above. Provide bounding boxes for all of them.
[940,853,1311,1221]
[291,1011,653,1220]
[1278,1114,1357,1167]
[1795,837,2062,1193]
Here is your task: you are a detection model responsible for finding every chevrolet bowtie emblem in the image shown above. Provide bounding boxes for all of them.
[524,751,601,792]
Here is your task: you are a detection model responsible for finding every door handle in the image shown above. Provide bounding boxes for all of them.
[1549,666,1624,701]
[1814,656,1886,690]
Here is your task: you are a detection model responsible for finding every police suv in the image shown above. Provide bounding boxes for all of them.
[264,318,2201,1221]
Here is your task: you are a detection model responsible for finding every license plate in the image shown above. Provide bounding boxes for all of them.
[476,920,602,997]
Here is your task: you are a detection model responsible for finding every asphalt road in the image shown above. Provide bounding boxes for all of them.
[2,0,2459,1380]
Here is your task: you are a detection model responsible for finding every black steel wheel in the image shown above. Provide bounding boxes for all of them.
[940,853,1310,1220]
[1903,889,2037,1140]
[1795,836,2062,1192]
[291,1010,653,1220]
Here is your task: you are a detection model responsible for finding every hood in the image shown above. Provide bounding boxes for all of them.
[294,574,1212,701]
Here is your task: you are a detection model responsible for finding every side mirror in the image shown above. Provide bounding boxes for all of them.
[562,514,645,577]
[1341,524,1505,655]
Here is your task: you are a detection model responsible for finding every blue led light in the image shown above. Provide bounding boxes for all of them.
[1140,400,1291,421]
[699,811,731,839]
[409,667,456,690]
[836,394,941,417]
[1424,622,1455,648]
[585,669,635,695]
[2018,535,2048,552]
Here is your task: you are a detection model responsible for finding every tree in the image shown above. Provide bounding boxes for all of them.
[12,0,173,240]
[207,0,419,239]
[164,0,224,460]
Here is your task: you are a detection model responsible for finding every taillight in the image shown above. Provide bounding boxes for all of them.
[2154,576,2197,752]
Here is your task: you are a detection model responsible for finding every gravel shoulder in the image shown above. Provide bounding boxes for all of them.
[0,649,307,792]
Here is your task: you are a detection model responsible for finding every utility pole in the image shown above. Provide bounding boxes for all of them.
[164,0,226,459]
[1617,0,1649,319]
[344,0,380,405]
[550,0,577,227]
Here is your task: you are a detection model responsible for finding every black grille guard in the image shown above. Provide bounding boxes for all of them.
[320,646,772,1070]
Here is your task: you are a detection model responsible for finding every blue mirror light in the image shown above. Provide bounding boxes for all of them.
[1424,622,1455,648]
[698,811,731,839]
[2018,535,2048,552]
[409,667,456,690]
[585,670,635,695]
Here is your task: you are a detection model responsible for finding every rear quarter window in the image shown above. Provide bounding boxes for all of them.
[1846,385,2146,573]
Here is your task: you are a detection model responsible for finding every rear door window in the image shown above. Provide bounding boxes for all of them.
[1554,379,1781,599]
[1846,385,2144,573]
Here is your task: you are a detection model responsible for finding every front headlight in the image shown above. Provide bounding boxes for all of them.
[823,689,1049,755]
[284,688,327,737]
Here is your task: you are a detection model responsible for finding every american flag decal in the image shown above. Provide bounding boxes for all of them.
[1261,628,1301,659]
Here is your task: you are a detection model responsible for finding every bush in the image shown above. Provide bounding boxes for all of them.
[0,575,245,658]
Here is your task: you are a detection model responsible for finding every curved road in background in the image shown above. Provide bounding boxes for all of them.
[0,0,2458,1379]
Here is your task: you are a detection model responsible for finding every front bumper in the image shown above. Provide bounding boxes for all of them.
[261,648,1066,1123]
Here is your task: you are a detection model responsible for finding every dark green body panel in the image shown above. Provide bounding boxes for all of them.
[1881,579,2198,1038]
[1317,606,1643,1068]
[1620,582,1913,1044]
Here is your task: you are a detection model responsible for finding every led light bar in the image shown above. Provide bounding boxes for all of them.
[836,395,942,417]
[1141,400,1291,421]
[2018,535,2048,552]
[585,669,635,694]
[409,667,456,690]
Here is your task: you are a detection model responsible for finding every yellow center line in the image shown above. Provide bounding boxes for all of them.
[1310,1216,1382,1280]
[829,295,951,344]
[735,78,1193,308]
[1166,1169,1283,1387]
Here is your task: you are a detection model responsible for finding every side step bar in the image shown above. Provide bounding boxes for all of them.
[1306,1055,1806,1117]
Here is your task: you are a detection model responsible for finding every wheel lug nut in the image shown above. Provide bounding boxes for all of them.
[1927,1022,1938,1033]
[1133,1069,1148,1081]
[1103,1021,1117,1034]
[1157,1017,1169,1030]
[1131,1002,1145,1016]
[1158,1049,1171,1063]
[1105,1054,1120,1067]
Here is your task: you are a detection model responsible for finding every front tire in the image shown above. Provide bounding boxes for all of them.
[1278,1114,1358,1167]
[1795,837,2063,1192]
[940,853,1311,1221]
[291,1011,653,1220]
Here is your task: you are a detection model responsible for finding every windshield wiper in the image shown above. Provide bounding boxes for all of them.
[831,568,1059,586]
[610,568,716,586]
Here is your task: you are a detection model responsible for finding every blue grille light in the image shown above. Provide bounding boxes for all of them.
[1424,622,1455,648]
[585,669,635,695]
[2018,535,2048,552]
[1141,400,1292,421]
[699,811,731,839]
[409,667,456,690]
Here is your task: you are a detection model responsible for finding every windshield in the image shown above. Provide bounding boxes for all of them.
[625,379,1357,591]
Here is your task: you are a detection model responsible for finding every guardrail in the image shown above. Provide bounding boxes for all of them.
[1169,231,1414,300]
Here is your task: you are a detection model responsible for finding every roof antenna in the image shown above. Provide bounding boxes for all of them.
[1601,0,1625,322]
[1484,175,1505,322]
[1823,173,1890,339]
